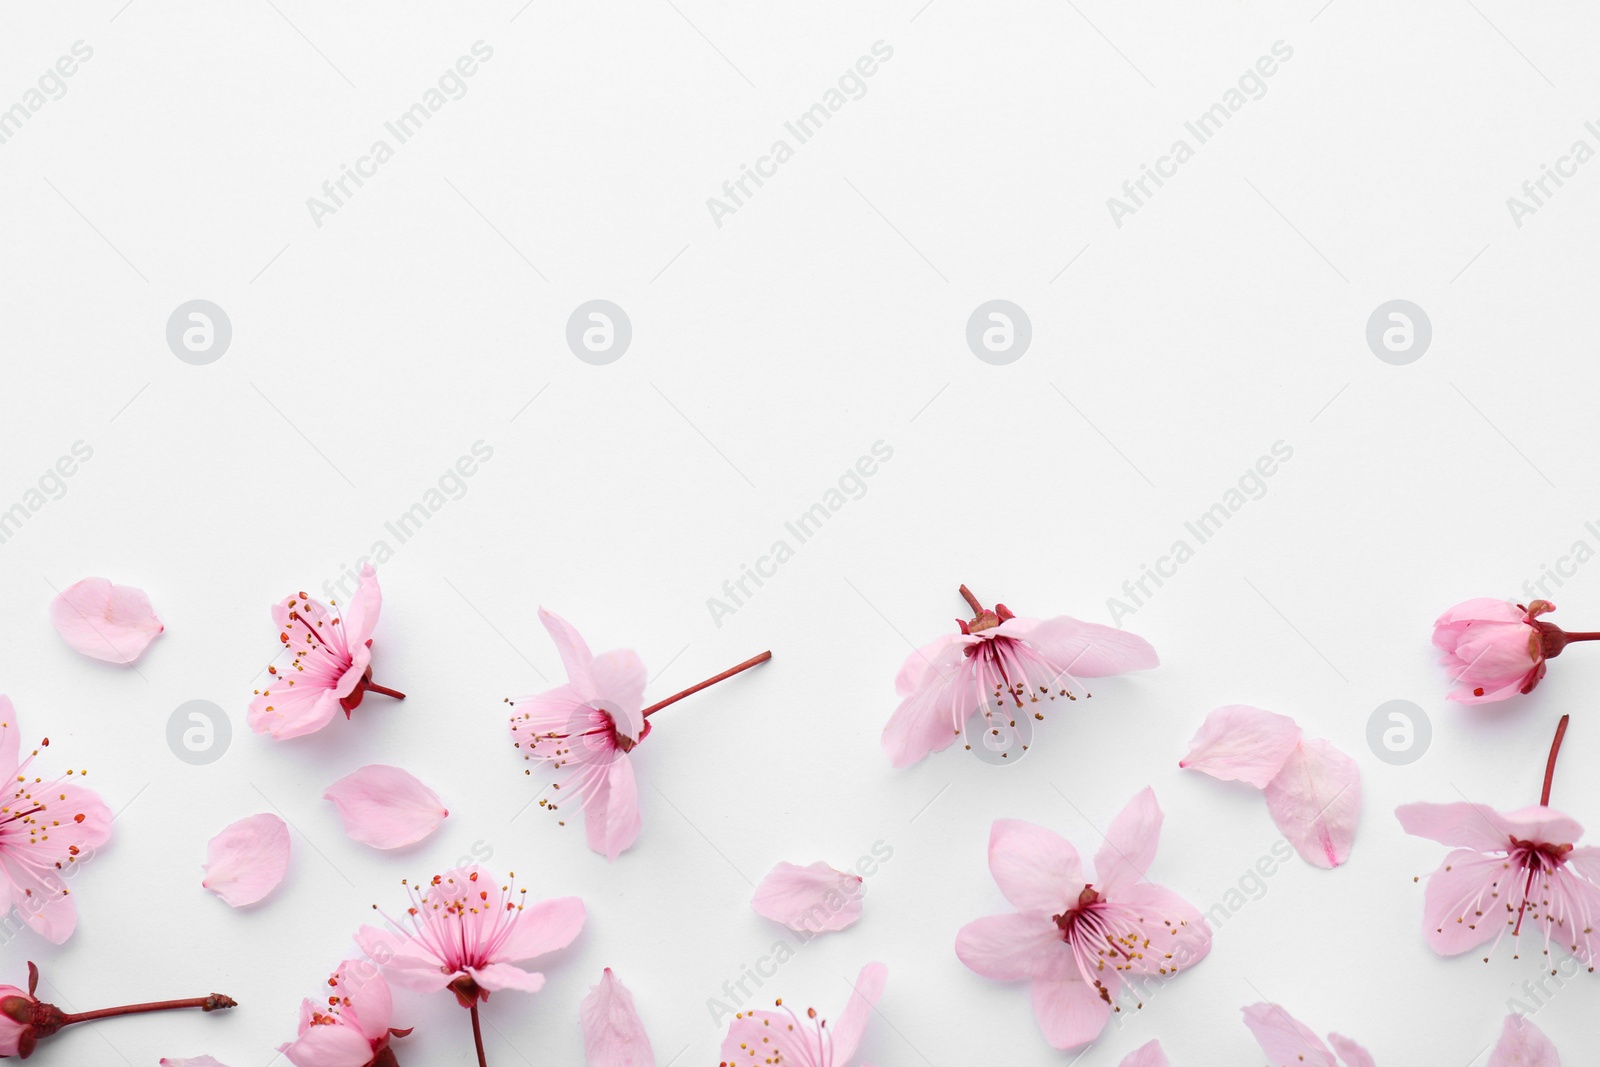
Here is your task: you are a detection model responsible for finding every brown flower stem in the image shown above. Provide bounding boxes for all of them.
[470,1004,488,1067]
[1540,714,1571,807]
[60,993,235,1025]
[958,585,983,613]
[367,682,406,700]
[641,652,772,719]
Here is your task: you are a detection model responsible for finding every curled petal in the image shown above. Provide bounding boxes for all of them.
[1263,739,1362,868]
[751,861,864,933]
[1179,705,1302,788]
[1241,1003,1336,1067]
[338,565,383,646]
[202,813,290,907]
[829,962,886,1065]
[580,968,655,1067]
[1487,1014,1561,1067]
[49,577,163,664]
[323,765,448,850]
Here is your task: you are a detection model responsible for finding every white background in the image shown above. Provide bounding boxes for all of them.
[2,1,1598,1063]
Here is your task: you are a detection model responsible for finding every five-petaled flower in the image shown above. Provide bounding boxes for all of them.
[280,958,410,1067]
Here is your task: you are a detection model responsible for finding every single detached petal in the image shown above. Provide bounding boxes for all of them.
[1487,1014,1561,1067]
[1016,614,1160,677]
[1094,787,1162,897]
[1119,1041,1170,1067]
[580,968,655,1067]
[1329,1034,1377,1067]
[1263,739,1362,868]
[1179,705,1302,788]
[49,577,163,664]
[323,764,448,850]
[751,861,864,933]
[1241,1003,1337,1067]
[202,813,290,907]
[989,820,1084,920]
[1030,975,1112,1050]
[829,962,887,1065]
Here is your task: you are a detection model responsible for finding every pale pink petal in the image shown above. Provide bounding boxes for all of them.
[1094,787,1162,896]
[1101,882,1212,975]
[1498,805,1585,846]
[895,633,967,695]
[829,962,886,1065]
[49,577,163,664]
[580,968,655,1067]
[955,913,1073,981]
[1013,614,1160,677]
[751,861,864,933]
[337,565,382,645]
[202,813,290,907]
[332,958,392,1041]
[1487,1014,1561,1067]
[280,1026,372,1067]
[585,755,641,862]
[0,699,20,779]
[881,670,965,768]
[722,1010,808,1065]
[1179,705,1302,788]
[1419,848,1506,955]
[1119,1041,1170,1067]
[1435,597,1526,630]
[248,683,342,740]
[1030,975,1112,1050]
[1241,1003,1336,1067]
[323,764,448,850]
[588,649,647,740]
[1396,801,1521,852]
[354,924,448,991]
[1329,1034,1377,1067]
[162,1059,232,1067]
[498,895,587,962]
[469,962,546,994]
[540,608,594,688]
[989,820,1084,920]
[1263,739,1362,868]
[1565,845,1600,882]
[3,864,78,944]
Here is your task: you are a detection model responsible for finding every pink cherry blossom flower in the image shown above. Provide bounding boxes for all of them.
[882,585,1157,768]
[955,788,1210,1050]
[249,566,405,740]
[1397,714,1600,969]
[719,962,886,1067]
[509,608,770,861]
[0,697,112,944]
[49,577,164,664]
[1242,1003,1559,1066]
[1433,598,1600,704]
[357,865,584,1066]
[580,968,654,1067]
[280,958,410,1067]
[0,960,236,1058]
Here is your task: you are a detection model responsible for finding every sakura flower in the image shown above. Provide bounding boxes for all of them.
[249,566,405,740]
[751,860,864,934]
[1433,598,1600,704]
[580,968,654,1067]
[1,960,235,1058]
[49,577,163,664]
[280,958,410,1067]
[1397,714,1600,969]
[1242,1003,1560,1067]
[0,697,111,944]
[719,962,885,1067]
[357,865,583,1063]
[509,608,770,861]
[955,788,1210,1050]
[882,584,1157,768]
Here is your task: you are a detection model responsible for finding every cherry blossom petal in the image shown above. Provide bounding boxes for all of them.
[1435,597,1527,630]
[498,895,587,962]
[1102,882,1212,975]
[1029,975,1112,1050]
[202,813,290,907]
[3,863,78,944]
[353,924,447,991]
[331,958,392,1041]
[323,765,448,850]
[248,683,342,741]
[1397,801,1524,852]
[1419,848,1506,955]
[469,962,546,994]
[161,1059,231,1067]
[337,565,383,646]
[895,634,967,695]
[539,608,594,689]
[1263,739,1362,868]
[49,577,163,664]
[751,861,864,933]
[0,700,19,780]
[580,968,655,1067]
[881,672,964,768]
[1012,615,1159,677]
[1179,705,1302,788]
[989,820,1084,920]
[1487,1014,1561,1067]
[1094,787,1162,897]
[1329,1034,1377,1067]
[584,755,641,862]
[587,650,647,736]
[1119,1041,1170,1067]
[1498,805,1585,846]
[956,913,1073,981]
[1241,1003,1336,1067]
[280,1025,373,1067]
[828,962,886,1065]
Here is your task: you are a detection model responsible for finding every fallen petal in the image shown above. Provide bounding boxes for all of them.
[1179,705,1302,788]
[1487,1014,1561,1067]
[202,813,290,907]
[1263,739,1362,869]
[1119,1041,1170,1067]
[1329,1034,1376,1067]
[751,860,864,933]
[1241,1003,1336,1067]
[580,968,655,1067]
[324,764,448,850]
[49,577,163,665]
[161,1058,231,1066]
